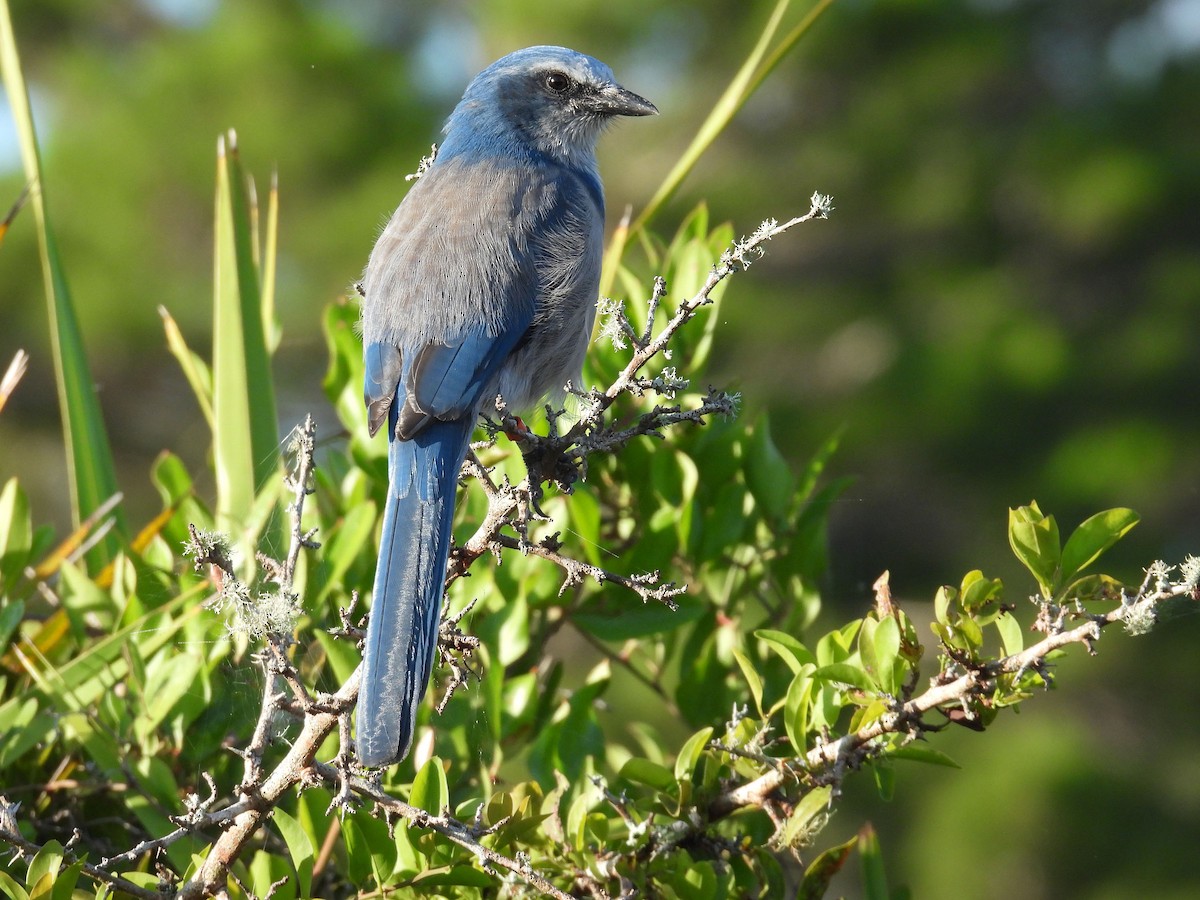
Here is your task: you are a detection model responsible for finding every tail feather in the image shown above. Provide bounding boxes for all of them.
[357,418,472,767]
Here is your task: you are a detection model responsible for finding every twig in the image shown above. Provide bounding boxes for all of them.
[706,568,1196,820]
[0,820,165,900]
[307,760,585,900]
[492,533,684,608]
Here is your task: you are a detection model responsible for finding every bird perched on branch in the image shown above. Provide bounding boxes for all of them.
[357,46,656,767]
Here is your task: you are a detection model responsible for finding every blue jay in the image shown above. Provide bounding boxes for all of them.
[357,46,656,767]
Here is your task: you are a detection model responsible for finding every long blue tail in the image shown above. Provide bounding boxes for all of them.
[357,418,473,767]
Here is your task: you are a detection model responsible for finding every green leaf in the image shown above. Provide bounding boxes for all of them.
[1,582,201,720]
[0,477,32,588]
[697,479,749,562]
[933,585,955,626]
[959,569,1003,613]
[1008,503,1060,598]
[0,599,24,650]
[137,651,203,740]
[159,306,214,428]
[995,611,1024,657]
[567,488,602,566]
[0,701,54,769]
[858,823,890,900]
[887,743,961,768]
[620,757,676,792]
[248,850,287,900]
[631,0,836,233]
[25,842,63,892]
[674,726,714,782]
[755,629,816,674]
[150,452,196,507]
[212,130,278,535]
[744,415,795,522]
[789,475,853,582]
[0,8,124,558]
[799,834,857,900]
[495,590,530,666]
[0,869,30,900]
[795,428,844,507]
[273,807,315,898]
[873,761,895,801]
[313,500,376,605]
[813,663,876,692]
[313,629,361,686]
[51,863,83,900]
[340,817,378,886]
[871,616,901,694]
[574,596,703,641]
[783,667,814,754]
[779,784,832,849]
[857,616,879,687]
[732,649,764,714]
[410,757,449,815]
[957,611,984,650]
[413,867,496,888]
[1059,508,1140,588]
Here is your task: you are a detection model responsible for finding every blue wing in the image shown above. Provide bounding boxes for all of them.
[357,155,593,766]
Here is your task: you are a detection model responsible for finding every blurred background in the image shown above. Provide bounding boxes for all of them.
[2,0,1198,896]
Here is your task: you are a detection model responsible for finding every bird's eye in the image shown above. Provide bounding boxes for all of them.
[544,71,573,95]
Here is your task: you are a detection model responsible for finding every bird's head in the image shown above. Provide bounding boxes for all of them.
[442,46,657,171]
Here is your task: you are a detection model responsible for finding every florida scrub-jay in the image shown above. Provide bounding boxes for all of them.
[357,46,656,767]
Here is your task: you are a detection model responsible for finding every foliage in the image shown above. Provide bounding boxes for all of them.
[1,138,1195,898]
[2,2,1199,898]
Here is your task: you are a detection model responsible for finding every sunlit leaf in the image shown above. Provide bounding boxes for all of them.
[1059,508,1139,589]
[674,726,714,782]
[274,807,315,898]
[410,756,449,815]
[779,784,832,848]
[212,130,279,538]
[0,8,123,558]
[1008,503,1060,598]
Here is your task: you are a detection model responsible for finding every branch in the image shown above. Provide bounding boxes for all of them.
[444,200,833,610]
[177,670,359,899]
[707,567,1197,820]
[171,204,837,896]
[0,814,166,900]
[174,418,584,899]
[308,761,583,900]
[571,193,831,441]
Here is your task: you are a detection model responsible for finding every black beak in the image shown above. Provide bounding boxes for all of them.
[597,84,659,117]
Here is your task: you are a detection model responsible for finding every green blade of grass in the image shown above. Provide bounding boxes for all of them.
[622,0,838,243]
[0,0,124,560]
[212,130,279,535]
[632,0,794,235]
[158,306,215,429]
[261,169,281,354]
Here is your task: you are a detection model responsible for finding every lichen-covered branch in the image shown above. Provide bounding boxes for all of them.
[707,563,1198,822]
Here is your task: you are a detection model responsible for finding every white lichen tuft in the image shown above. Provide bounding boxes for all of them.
[596,296,628,350]
[811,191,835,217]
[406,144,439,181]
[1146,560,1173,593]
[1122,599,1157,636]
[1180,554,1200,590]
[651,366,689,399]
[206,583,300,640]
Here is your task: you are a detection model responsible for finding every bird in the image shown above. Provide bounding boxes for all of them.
[356,46,657,768]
